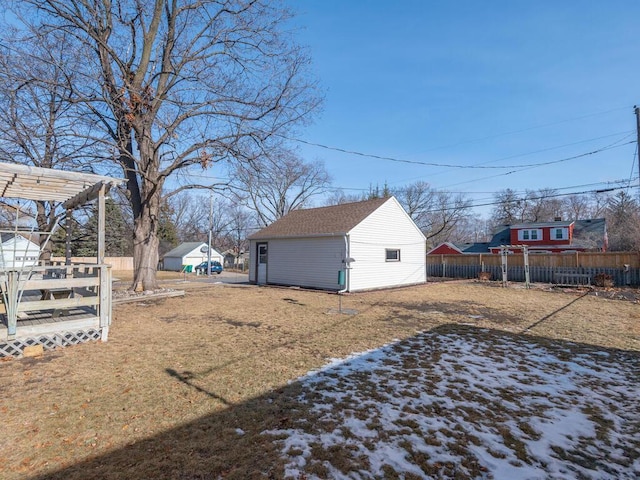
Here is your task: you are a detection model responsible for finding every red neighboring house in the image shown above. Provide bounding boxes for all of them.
[428,242,465,255]
[489,220,579,254]
[428,218,607,255]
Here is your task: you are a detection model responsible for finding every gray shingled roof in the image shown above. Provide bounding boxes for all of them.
[488,226,512,248]
[248,197,390,240]
[573,218,606,249]
[163,242,207,258]
[455,242,491,253]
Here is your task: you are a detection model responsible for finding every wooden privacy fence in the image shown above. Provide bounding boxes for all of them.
[52,256,133,270]
[428,252,640,286]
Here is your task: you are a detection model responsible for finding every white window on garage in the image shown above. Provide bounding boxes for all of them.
[385,249,401,262]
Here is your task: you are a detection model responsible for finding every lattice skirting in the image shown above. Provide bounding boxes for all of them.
[0,328,102,357]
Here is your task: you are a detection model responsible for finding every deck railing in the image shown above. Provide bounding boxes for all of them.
[0,263,112,341]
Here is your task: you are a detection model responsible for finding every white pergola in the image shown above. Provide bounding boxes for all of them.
[0,162,125,262]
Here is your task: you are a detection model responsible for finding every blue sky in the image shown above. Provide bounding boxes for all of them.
[284,1,640,216]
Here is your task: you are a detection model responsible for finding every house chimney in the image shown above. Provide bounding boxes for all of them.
[554,216,562,222]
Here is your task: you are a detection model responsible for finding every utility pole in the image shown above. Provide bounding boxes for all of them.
[635,106,640,190]
[207,193,213,276]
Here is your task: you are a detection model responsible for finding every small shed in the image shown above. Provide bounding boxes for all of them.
[162,242,222,271]
[248,196,426,292]
[0,234,40,269]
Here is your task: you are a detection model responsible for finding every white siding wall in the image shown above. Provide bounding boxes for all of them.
[348,198,426,291]
[183,253,222,267]
[258,236,345,290]
[0,238,40,269]
[164,252,222,271]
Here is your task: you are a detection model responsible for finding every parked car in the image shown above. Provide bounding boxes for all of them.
[195,261,223,274]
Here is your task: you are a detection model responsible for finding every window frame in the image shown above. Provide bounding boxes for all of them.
[385,248,401,262]
[554,227,568,240]
[258,244,268,264]
[518,228,542,241]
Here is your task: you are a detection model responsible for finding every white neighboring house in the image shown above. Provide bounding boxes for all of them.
[162,242,222,271]
[248,196,426,292]
[0,234,40,269]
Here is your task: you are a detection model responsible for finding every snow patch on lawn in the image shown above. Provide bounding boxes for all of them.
[264,330,640,479]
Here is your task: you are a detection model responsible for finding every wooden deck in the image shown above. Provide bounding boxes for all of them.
[0,263,112,357]
[0,306,99,337]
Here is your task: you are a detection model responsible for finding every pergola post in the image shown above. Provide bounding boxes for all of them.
[96,184,110,339]
[65,208,72,266]
[97,184,106,265]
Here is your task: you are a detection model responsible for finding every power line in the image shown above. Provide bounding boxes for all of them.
[277,131,634,169]
[441,141,633,189]
[410,105,631,153]
[176,142,634,200]
[628,143,637,194]
[324,177,634,197]
[417,183,633,214]
[182,135,633,190]
[449,132,634,168]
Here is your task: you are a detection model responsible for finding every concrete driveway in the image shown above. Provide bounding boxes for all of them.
[190,270,249,285]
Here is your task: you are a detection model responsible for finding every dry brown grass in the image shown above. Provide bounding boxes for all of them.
[112,269,185,284]
[0,280,639,479]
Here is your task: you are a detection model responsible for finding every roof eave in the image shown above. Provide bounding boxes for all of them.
[249,232,348,241]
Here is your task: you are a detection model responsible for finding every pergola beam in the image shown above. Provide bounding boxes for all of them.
[63,181,113,210]
[0,162,124,205]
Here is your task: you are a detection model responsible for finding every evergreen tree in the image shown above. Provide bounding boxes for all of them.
[50,214,84,257]
[158,201,179,256]
[75,199,131,257]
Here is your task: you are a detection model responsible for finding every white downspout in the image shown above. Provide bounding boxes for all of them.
[338,234,350,293]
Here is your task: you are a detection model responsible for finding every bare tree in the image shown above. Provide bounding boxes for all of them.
[323,189,367,206]
[605,191,640,251]
[234,149,331,226]
[165,193,203,243]
[447,216,491,243]
[226,204,253,267]
[13,0,320,290]
[563,194,591,221]
[524,188,562,221]
[167,193,251,254]
[393,181,471,246]
[490,189,527,226]
[586,191,609,219]
[0,29,102,257]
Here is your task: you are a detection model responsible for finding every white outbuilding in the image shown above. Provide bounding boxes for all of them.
[162,242,222,271]
[248,196,426,292]
[0,234,40,269]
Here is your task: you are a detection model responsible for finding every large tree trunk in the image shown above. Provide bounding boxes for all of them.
[130,135,161,292]
[35,200,56,263]
[131,197,160,292]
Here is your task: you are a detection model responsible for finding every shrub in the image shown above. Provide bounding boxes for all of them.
[478,271,492,281]
[593,273,614,288]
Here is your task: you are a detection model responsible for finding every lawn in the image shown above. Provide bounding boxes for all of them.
[0,280,638,479]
